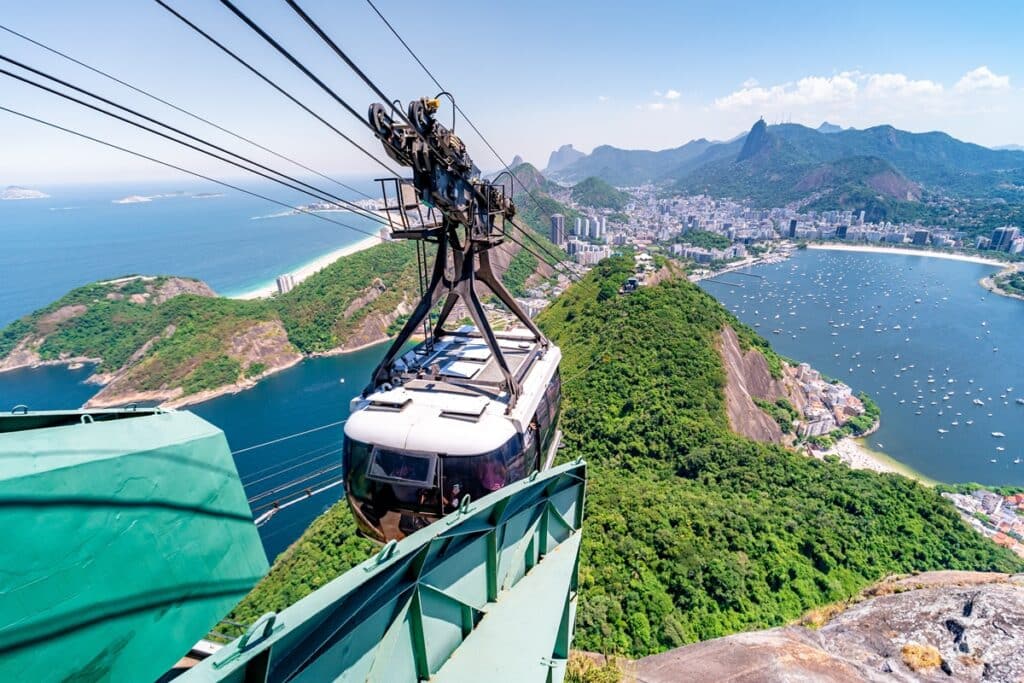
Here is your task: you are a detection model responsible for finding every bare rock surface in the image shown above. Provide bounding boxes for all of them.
[633,572,1024,682]
[718,325,788,443]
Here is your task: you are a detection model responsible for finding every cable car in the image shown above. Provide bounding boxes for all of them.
[344,327,561,541]
[343,96,563,541]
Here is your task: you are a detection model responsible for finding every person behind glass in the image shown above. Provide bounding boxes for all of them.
[443,481,462,513]
[478,457,507,494]
[390,460,423,506]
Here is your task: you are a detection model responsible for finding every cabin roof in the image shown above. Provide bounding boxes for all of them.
[345,327,560,455]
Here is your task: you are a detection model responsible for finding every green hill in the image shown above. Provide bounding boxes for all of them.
[0,243,422,405]
[223,256,1021,653]
[571,176,630,210]
[675,120,924,220]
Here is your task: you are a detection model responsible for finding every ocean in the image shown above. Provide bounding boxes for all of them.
[0,179,381,327]
[700,248,1024,487]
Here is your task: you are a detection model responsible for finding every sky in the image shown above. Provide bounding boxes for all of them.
[1,0,1023,186]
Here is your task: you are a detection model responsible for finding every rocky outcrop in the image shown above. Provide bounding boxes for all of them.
[152,277,216,304]
[633,571,1024,683]
[717,325,789,443]
[85,319,302,409]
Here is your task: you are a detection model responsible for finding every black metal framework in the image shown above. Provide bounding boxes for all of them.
[365,97,548,407]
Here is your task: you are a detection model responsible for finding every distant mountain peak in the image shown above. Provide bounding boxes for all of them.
[544,144,586,174]
[817,121,844,134]
[509,154,525,168]
[736,118,772,162]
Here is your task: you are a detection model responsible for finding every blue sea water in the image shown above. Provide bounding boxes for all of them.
[701,248,1024,487]
[0,180,389,560]
[0,180,381,327]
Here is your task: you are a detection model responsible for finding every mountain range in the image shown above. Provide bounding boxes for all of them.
[545,121,1024,221]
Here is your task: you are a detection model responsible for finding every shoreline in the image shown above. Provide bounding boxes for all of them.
[806,242,1008,268]
[228,233,382,300]
[10,334,397,411]
[808,243,1024,304]
[816,436,937,485]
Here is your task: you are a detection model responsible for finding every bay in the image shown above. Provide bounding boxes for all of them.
[700,248,1024,487]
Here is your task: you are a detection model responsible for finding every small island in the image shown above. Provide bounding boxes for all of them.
[1,185,49,200]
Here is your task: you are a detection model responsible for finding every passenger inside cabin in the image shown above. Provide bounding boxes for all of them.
[479,458,507,493]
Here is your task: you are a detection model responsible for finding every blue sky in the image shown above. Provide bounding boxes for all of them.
[2,0,1023,185]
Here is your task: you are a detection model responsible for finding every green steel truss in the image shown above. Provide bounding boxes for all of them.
[182,459,587,683]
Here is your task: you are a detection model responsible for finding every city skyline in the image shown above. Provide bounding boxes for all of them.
[1,0,1023,184]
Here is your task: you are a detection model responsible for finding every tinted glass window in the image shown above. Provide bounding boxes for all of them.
[368,448,436,486]
[440,435,524,512]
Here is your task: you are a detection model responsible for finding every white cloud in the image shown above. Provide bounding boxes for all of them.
[714,74,858,110]
[864,73,943,98]
[955,66,1010,92]
[647,102,666,111]
[597,95,609,102]
[664,89,681,100]
[742,78,759,88]
[652,90,662,97]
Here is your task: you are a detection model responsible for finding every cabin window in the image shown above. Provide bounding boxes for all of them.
[367,448,437,487]
[440,435,525,511]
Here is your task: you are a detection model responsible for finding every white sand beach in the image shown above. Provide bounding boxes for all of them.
[811,436,933,483]
[231,233,382,300]
[807,243,1007,268]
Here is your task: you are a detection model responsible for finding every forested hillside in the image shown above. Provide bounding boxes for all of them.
[539,257,1021,655]
[224,256,1021,654]
[571,176,630,210]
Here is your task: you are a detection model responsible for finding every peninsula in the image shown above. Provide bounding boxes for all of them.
[0,242,423,408]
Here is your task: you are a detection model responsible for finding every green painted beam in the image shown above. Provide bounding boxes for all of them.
[180,460,586,682]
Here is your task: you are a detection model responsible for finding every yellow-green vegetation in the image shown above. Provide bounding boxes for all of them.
[223,254,1021,659]
[901,642,943,671]
[537,257,1021,656]
[565,652,626,683]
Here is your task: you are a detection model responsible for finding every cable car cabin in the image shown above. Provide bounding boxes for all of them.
[344,327,562,542]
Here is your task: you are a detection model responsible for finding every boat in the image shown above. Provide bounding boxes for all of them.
[973,399,986,406]
[992,432,1006,438]
[1015,458,1022,464]
[1016,398,1024,405]
[938,428,949,434]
